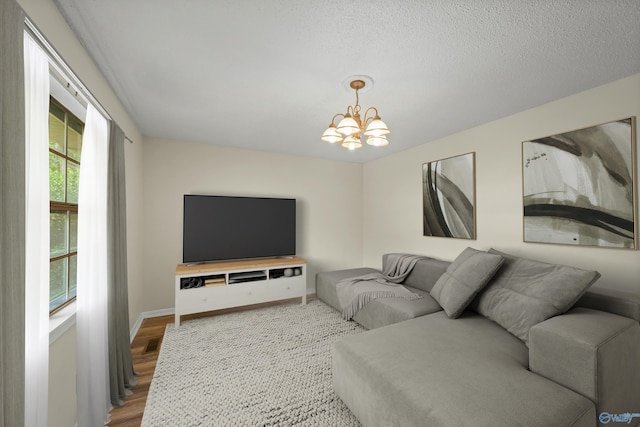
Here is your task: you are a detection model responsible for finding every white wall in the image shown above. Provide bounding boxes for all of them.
[140,138,364,314]
[363,73,640,294]
[48,327,76,427]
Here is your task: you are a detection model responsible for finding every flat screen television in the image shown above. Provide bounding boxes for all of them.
[183,195,296,263]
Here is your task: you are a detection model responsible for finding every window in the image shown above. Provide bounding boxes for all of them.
[49,97,83,313]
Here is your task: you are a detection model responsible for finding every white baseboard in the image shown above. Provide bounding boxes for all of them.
[130,307,175,343]
[130,289,316,342]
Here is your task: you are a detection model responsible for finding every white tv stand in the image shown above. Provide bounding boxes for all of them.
[174,256,307,327]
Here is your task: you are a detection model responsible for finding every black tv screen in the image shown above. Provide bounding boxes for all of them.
[183,195,296,263]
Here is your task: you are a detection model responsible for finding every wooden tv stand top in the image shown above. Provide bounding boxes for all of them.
[176,256,307,275]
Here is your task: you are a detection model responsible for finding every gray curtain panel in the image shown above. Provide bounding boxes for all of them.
[107,122,137,406]
[0,0,26,425]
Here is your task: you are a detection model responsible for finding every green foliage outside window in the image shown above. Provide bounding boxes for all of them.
[49,97,82,313]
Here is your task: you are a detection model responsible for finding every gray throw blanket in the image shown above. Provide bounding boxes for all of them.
[336,254,427,320]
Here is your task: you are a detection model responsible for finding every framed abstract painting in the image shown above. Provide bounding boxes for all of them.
[422,152,476,239]
[522,117,637,249]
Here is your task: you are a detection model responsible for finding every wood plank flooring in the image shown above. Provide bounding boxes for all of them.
[107,314,170,427]
[107,296,314,426]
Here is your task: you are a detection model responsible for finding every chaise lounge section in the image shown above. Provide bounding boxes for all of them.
[316,256,448,329]
[317,250,640,427]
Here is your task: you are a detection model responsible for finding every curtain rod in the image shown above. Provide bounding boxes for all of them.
[24,18,111,120]
[24,16,135,145]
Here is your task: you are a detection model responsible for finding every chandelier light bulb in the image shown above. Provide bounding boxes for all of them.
[364,117,390,137]
[336,114,359,136]
[341,134,363,150]
[321,124,343,144]
[366,135,389,147]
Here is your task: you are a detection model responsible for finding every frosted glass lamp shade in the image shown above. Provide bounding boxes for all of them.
[341,134,362,150]
[364,117,390,137]
[336,115,360,136]
[366,135,389,147]
[321,125,343,143]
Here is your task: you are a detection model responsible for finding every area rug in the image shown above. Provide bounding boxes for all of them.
[141,300,364,426]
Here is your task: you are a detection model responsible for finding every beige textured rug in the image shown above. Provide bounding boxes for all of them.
[141,300,364,426]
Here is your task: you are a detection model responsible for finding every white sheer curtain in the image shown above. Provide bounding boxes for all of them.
[23,32,50,427]
[76,103,111,426]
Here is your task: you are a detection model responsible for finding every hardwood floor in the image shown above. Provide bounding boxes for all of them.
[107,314,171,427]
[107,296,314,426]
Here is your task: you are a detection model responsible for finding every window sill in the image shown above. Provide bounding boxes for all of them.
[49,301,76,344]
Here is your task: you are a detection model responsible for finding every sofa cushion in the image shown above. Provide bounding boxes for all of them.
[332,311,595,427]
[430,247,504,318]
[575,286,640,322]
[472,248,601,345]
[352,287,442,330]
[316,268,379,312]
[316,267,443,330]
[389,255,450,293]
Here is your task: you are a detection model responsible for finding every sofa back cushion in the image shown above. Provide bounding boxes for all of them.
[382,254,450,293]
[472,248,601,345]
[575,286,640,322]
[430,247,504,318]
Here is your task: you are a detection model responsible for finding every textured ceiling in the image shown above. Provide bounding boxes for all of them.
[52,0,640,163]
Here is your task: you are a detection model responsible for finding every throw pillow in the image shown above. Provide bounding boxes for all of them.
[473,248,601,345]
[430,247,504,319]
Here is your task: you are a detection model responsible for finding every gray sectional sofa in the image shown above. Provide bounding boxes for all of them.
[316,250,640,427]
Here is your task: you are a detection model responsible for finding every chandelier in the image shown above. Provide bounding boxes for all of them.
[321,78,390,150]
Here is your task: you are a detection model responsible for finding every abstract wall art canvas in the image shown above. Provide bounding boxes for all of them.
[422,152,476,239]
[522,117,637,249]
